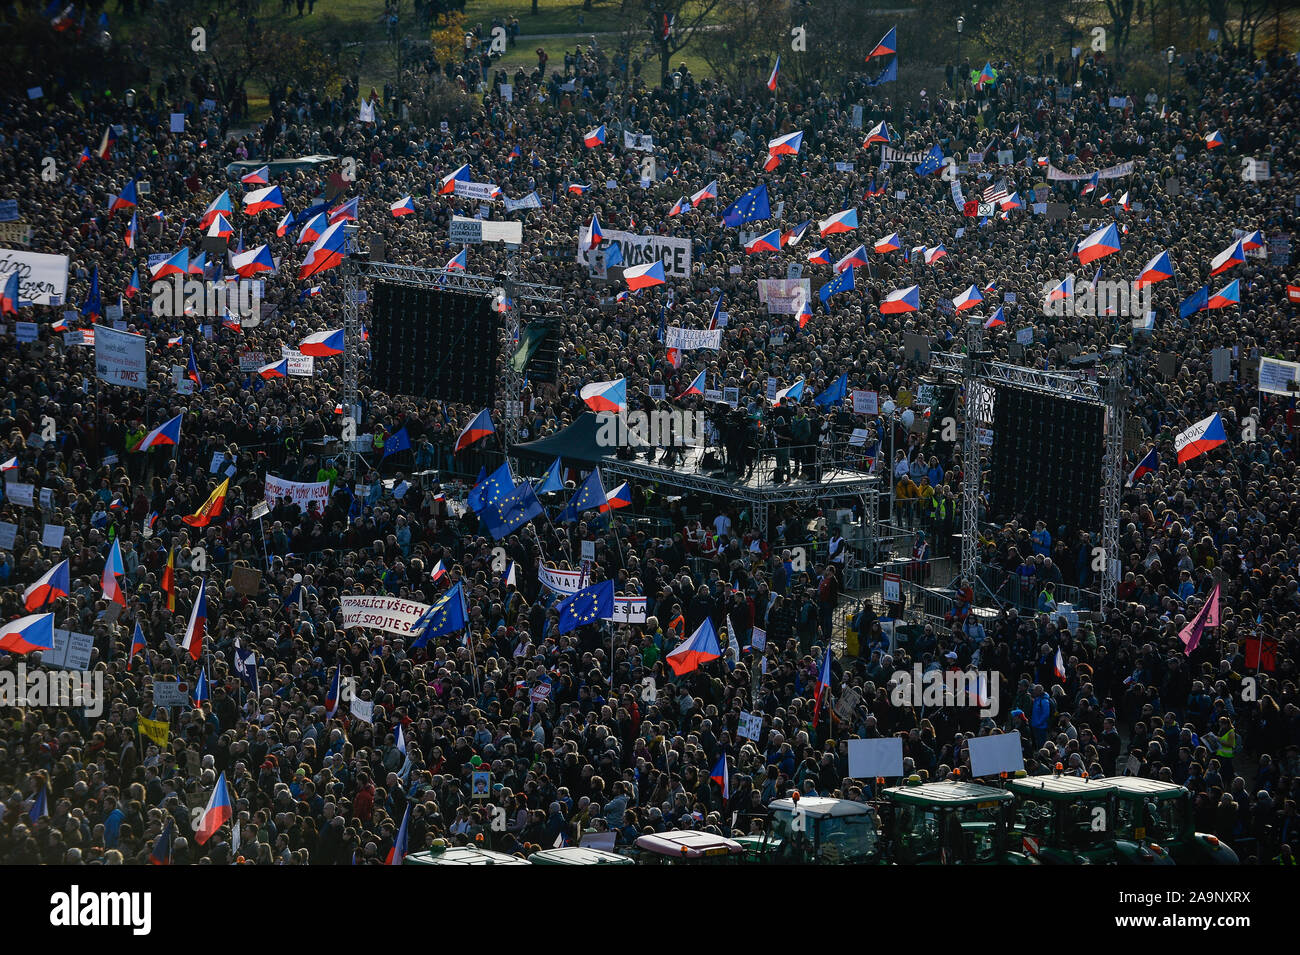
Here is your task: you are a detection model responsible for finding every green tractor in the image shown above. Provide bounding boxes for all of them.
[738,795,886,864]
[1009,774,1174,865]
[879,779,1035,864]
[1108,776,1239,864]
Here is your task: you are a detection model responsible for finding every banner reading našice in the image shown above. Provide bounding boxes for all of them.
[264,473,330,508]
[339,594,432,636]
[1046,160,1134,181]
[665,326,723,350]
[577,229,691,279]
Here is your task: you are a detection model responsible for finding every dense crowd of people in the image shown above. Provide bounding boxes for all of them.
[0,15,1298,865]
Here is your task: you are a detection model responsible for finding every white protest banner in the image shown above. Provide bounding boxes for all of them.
[1016,326,1034,345]
[238,350,268,372]
[1046,160,1134,181]
[47,629,95,670]
[622,130,655,152]
[151,680,190,707]
[879,145,931,163]
[264,473,330,508]
[15,322,37,342]
[453,180,501,201]
[950,179,965,211]
[339,594,433,637]
[968,731,1026,777]
[0,521,15,549]
[750,626,767,652]
[577,229,691,279]
[737,711,765,742]
[350,697,375,723]
[42,525,65,549]
[1258,356,1300,395]
[848,737,905,778]
[665,326,723,351]
[503,192,542,212]
[883,572,901,604]
[756,278,812,315]
[852,390,879,414]
[279,346,315,376]
[5,481,35,507]
[539,564,584,595]
[608,597,648,623]
[94,325,148,390]
[0,248,69,305]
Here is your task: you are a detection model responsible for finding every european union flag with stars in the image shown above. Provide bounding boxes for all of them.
[411,581,468,647]
[480,481,545,540]
[468,462,514,513]
[914,145,944,176]
[557,580,615,634]
[720,183,770,227]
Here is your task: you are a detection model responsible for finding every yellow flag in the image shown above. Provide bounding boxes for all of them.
[138,715,170,748]
[183,477,230,528]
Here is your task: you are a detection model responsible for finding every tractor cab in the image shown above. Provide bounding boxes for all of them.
[1108,776,1238,865]
[1009,774,1172,865]
[880,779,1033,865]
[747,794,885,864]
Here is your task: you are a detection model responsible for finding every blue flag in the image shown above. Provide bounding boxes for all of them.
[233,644,259,694]
[557,580,616,634]
[535,456,565,494]
[867,58,898,86]
[558,468,606,523]
[1179,286,1208,318]
[468,462,514,513]
[720,183,771,227]
[480,481,545,540]
[915,145,944,176]
[819,267,855,304]
[411,581,468,648]
[382,427,411,458]
[814,373,848,408]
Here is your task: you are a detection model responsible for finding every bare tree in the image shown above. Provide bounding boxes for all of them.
[641,0,722,86]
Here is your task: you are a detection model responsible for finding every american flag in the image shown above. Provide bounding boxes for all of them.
[982,181,1010,205]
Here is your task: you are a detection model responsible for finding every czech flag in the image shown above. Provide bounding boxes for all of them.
[243,185,285,214]
[1001,192,1022,210]
[128,623,148,672]
[1175,413,1227,464]
[599,482,632,512]
[865,25,896,59]
[583,212,603,250]
[231,244,274,278]
[952,284,983,311]
[276,211,295,238]
[188,251,207,277]
[1241,229,1265,251]
[1076,223,1121,264]
[124,267,140,298]
[1135,250,1173,289]
[772,378,805,405]
[818,208,858,236]
[666,618,721,675]
[299,328,345,356]
[206,212,233,239]
[984,306,1006,328]
[812,647,833,724]
[624,261,666,290]
[199,190,232,230]
[96,125,117,159]
[745,229,782,254]
[691,180,718,206]
[807,247,832,265]
[668,196,689,217]
[23,559,70,610]
[101,538,126,606]
[109,178,137,215]
[430,560,447,582]
[445,248,468,271]
[390,196,416,217]
[768,130,803,156]
[0,456,16,471]
[1,272,20,315]
[328,197,359,224]
[325,668,342,717]
[0,613,55,655]
[862,120,891,146]
[580,378,627,413]
[710,753,729,800]
[438,163,471,194]
[387,805,411,865]
[880,285,920,314]
[1209,239,1245,276]
[924,244,947,264]
[137,412,183,451]
[187,346,203,388]
[78,147,91,167]
[782,220,811,247]
[150,818,173,865]
[767,55,780,91]
[567,183,590,195]
[1118,191,1130,211]
[195,771,231,845]
[181,577,208,661]
[834,244,869,273]
[1053,648,1066,681]
[584,124,607,148]
[864,178,887,197]
[257,359,288,379]
[873,232,901,254]
[677,368,706,398]
[1207,279,1239,309]
[1126,448,1157,487]
[150,248,189,280]
[797,294,813,328]
[1046,274,1075,301]
[241,165,270,185]
[298,222,348,280]
[1205,130,1224,149]
[297,213,328,245]
[455,408,495,452]
[183,477,229,528]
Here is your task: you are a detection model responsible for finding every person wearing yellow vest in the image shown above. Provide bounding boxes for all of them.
[1215,716,1236,776]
